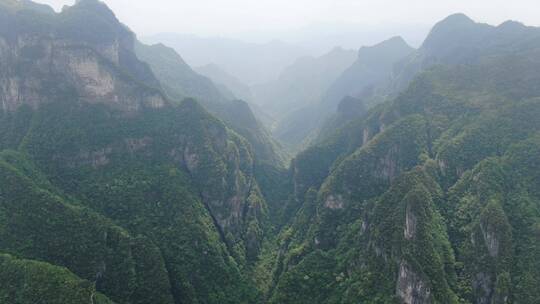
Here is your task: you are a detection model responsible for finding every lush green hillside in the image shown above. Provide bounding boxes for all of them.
[0,253,115,304]
[1,1,540,304]
[135,41,285,166]
[0,1,270,303]
[270,46,540,303]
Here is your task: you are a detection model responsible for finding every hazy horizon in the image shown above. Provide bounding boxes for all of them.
[34,0,540,52]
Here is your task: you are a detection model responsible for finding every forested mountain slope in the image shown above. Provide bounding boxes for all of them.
[277,14,540,155]
[0,1,275,303]
[274,37,414,153]
[270,25,540,302]
[135,39,284,167]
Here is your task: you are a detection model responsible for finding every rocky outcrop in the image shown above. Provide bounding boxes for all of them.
[324,194,344,210]
[467,201,513,304]
[472,272,493,304]
[374,145,400,181]
[404,204,417,240]
[396,261,432,304]
[480,221,500,258]
[0,1,167,113]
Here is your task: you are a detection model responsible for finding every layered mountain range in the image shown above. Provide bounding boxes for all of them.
[271,13,540,304]
[142,33,308,86]
[270,37,415,152]
[1,1,539,304]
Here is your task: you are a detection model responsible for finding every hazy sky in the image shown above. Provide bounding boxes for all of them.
[35,0,540,46]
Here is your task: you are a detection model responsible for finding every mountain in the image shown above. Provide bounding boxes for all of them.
[310,36,415,141]
[0,253,115,303]
[2,3,540,304]
[0,0,165,113]
[0,1,273,302]
[318,15,540,145]
[134,41,284,166]
[278,14,540,153]
[134,42,228,106]
[193,63,276,131]
[268,14,540,304]
[321,36,415,106]
[251,47,357,119]
[195,63,254,102]
[142,33,309,85]
[390,13,540,92]
[272,37,414,152]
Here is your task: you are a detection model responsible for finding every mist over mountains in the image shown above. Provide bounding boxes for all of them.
[1,1,540,304]
[142,33,309,86]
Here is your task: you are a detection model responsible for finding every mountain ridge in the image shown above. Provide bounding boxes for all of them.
[1,3,540,304]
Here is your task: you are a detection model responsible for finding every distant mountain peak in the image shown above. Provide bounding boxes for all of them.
[427,13,479,35]
[143,42,188,63]
[70,0,117,19]
[439,13,475,26]
[497,20,527,31]
[360,36,411,51]
[380,36,412,49]
[421,13,491,53]
[385,36,409,44]
[357,36,414,60]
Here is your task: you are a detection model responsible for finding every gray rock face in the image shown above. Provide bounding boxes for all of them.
[396,261,432,304]
[0,37,166,113]
[480,221,500,258]
[0,4,167,114]
[375,145,400,181]
[404,204,417,240]
[473,272,493,304]
[324,194,344,210]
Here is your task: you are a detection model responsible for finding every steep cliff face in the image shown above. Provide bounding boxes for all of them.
[396,261,433,304]
[0,0,166,113]
[0,1,270,303]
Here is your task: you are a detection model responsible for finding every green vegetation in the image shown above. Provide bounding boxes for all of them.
[1,2,540,304]
[0,253,115,304]
[135,41,285,166]
[0,97,265,303]
[269,22,540,302]
[0,1,267,303]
